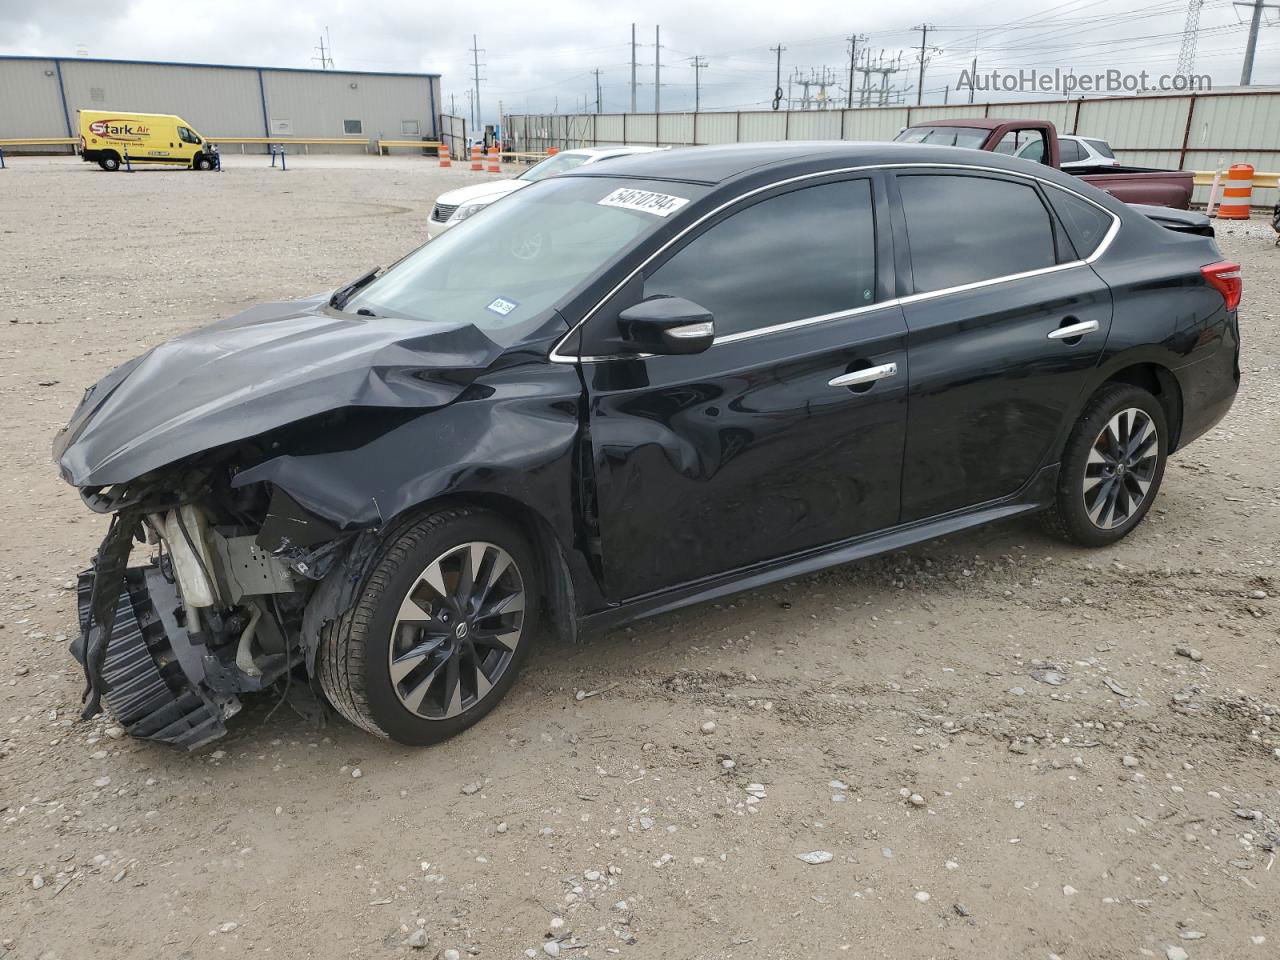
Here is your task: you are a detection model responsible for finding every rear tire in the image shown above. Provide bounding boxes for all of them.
[317,505,539,745]
[99,153,120,172]
[1044,383,1168,547]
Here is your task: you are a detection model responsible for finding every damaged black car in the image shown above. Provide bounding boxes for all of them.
[54,143,1240,748]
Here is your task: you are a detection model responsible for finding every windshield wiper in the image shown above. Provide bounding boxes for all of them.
[329,267,380,310]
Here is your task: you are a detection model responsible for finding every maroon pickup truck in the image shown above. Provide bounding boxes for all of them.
[894,118,1195,209]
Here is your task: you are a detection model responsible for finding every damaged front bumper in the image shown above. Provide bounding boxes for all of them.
[73,563,240,750]
[70,495,346,750]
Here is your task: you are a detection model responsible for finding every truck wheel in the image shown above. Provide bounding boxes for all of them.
[99,153,121,172]
[317,505,539,745]
[1043,383,1168,548]
[194,155,214,171]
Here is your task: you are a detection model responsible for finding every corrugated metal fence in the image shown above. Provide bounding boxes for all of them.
[506,91,1280,206]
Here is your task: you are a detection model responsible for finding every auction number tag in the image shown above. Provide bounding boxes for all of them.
[597,187,690,217]
[486,296,519,317]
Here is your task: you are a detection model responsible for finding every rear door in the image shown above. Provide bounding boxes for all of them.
[579,173,909,600]
[890,169,1116,522]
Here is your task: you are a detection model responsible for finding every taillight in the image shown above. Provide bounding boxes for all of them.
[1201,260,1242,311]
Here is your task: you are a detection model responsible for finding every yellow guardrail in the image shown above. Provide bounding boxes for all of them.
[0,137,79,147]
[376,139,443,151]
[210,137,377,146]
[1194,170,1279,189]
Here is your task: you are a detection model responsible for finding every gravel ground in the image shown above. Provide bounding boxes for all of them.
[1,155,1278,960]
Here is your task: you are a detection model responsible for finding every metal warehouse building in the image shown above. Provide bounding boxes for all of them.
[0,55,441,152]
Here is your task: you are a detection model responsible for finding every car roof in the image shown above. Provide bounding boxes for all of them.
[906,117,1045,130]
[565,146,663,159]
[558,140,1077,186]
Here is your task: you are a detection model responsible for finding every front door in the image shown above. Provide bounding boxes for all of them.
[891,170,1116,521]
[580,174,910,601]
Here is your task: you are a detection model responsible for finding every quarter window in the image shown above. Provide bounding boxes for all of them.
[1045,186,1114,259]
[898,174,1057,293]
[643,179,877,339]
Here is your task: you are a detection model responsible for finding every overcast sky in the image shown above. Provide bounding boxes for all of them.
[2,0,1276,123]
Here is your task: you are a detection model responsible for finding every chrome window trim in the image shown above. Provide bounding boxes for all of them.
[549,162,1122,364]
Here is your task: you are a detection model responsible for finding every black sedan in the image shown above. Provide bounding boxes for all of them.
[54,142,1241,748]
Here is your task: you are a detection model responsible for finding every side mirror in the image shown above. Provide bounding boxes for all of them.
[617,296,715,355]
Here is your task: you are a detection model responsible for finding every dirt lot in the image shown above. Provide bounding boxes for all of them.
[1,154,1278,960]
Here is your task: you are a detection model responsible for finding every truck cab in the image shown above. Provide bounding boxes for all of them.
[79,110,217,171]
[894,118,1194,209]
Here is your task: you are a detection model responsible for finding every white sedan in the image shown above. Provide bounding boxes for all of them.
[427,146,665,239]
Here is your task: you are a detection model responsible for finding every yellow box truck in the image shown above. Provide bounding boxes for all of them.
[79,110,217,171]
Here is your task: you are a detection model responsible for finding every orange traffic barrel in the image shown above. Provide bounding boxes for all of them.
[547,146,559,155]
[1217,163,1254,220]
[469,144,483,172]
[438,145,451,168]
[486,147,501,173]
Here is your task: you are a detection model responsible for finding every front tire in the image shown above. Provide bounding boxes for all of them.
[1044,383,1168,547]
[317,506,538,745]
[194,155,214,171]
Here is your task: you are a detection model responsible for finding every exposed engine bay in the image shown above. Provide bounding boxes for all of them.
[71,470,352,749]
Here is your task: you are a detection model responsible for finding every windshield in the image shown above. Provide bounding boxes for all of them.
[894,125,990,149]
[518,152,593,182]
[345,177,705,344]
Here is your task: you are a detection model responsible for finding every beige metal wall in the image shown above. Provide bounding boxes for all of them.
[0,59,70,139]
[1,56,440,154]
[507,91,1280,206]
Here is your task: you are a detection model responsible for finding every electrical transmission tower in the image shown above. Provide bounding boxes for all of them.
[857,51,909,107]
[1176,0,1205,76]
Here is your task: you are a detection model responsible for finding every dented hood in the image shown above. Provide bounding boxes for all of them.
[54,296,507,487]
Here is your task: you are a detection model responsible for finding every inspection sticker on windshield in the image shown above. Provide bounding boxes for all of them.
[598,187,690,217]
[485,296,519,317]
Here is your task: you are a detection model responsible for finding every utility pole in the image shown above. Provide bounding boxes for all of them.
[969,30,980,104]
[630,23,638,113]
[592,69,603,113]
[450,93,457,116]
[690,55,709,112]
[770,44,786,110]
[846,33,866,108]
[470,35,485,131]
[912,24,937,105]
[312,32,334,70]
[1235,0,1279,85]
[654,25,662,113]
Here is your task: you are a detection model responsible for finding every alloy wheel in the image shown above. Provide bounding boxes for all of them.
[387,541,525,720]
[1082,407,1159,530]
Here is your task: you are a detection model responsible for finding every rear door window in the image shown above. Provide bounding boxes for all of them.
[897,173,1058,294]
[642,178,878,338]
[1058,139,1084,163]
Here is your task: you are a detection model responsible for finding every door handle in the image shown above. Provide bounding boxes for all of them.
[1048,319,1100,340]
[829,362,898,388]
